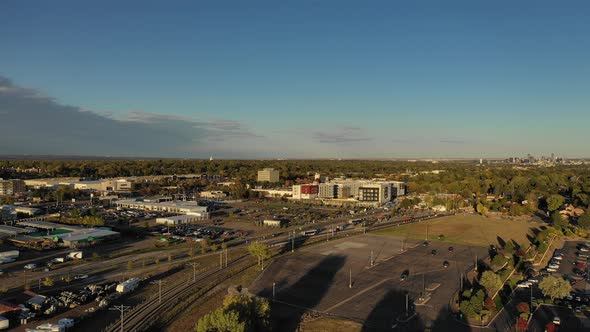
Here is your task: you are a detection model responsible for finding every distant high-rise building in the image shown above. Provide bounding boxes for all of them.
[257,168,280,182]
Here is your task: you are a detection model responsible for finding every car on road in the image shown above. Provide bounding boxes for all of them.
[400,270,409,281]
[516,281,531,288]
[74,274,88,280]
[443,261,449,268]
[553,317,561,325]
[24,263,36,270]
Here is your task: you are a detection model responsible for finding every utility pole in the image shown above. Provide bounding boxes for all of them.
[291,231,295,253]
[349,268,352,288]
[405,293,409,316]
[225,249,228,268]
[151,280,166,304]
[219,251,223,269]
[475,254,478,272]
[188,262,198,282]
[272,282,276,300]
[109,305,131,332]
[370,250,374,267]
[460,272,463,291]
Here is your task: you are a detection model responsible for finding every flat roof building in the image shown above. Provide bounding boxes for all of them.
[156,214,208,225]
[115,199,209,218]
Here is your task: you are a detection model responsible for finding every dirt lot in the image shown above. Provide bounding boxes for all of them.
[249,233,489,331]
[373,214,541,248]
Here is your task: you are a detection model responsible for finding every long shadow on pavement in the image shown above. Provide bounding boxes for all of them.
[361,288,425,332]
[258,255,347,332]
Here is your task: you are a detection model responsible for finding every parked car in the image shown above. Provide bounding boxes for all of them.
[443,261,449,268]
[24,263,37,270]
[553,317,561,325]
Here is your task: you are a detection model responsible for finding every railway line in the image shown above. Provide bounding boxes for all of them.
[103,211,450,331]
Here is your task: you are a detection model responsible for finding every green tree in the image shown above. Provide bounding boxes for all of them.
[479,271,502,294]
[550,211,567,228]
[195,294,270,332]
[546,194,565,212]
[476,204,488,215]
[247,242,271,269]
[539,276,571,301]
[578,212,590,229]
[43,276,54,287]
[196,308,245,332]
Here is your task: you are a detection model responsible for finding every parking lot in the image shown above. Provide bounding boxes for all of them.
[554,241,590,293]
[249,233,488,331]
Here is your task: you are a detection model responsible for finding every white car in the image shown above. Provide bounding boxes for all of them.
[553,317,561,325]
[74,274,88,280]
[548,264,560,269]
[516,281,531,288]
[552,255,563,260]
[24,263,37,270]
[547,268,558,272]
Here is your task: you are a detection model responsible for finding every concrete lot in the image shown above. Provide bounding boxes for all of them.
[250,234,489,331]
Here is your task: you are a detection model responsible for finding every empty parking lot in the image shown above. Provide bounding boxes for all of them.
[250,233,489,331]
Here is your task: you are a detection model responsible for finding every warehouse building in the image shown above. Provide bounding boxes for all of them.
[156,214,209,226]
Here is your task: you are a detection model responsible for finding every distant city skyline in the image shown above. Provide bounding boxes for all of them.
[2,1,590,158]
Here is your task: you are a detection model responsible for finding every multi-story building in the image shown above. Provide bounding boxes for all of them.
[318,184,337,198]
[0,179,26,195]
[292,184,319,199]
[257,168,280,182]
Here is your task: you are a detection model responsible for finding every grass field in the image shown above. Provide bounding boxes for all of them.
[374,214,540,248]
[301,317,362,332]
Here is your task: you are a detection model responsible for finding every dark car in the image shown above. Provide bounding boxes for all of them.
[422,241,428,247]
[443,261,450,268]
[401,270,409,281]
[431,249,437,256]
[448,246,454,252]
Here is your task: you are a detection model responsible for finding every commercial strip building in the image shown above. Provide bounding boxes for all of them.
[0,179,25,196]
[257,168,280,182]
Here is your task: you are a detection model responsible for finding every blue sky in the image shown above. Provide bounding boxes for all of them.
[1,1,590,158]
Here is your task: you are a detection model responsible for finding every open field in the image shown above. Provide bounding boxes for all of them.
[301,317,362,332]
[373,214,541,248]
[249,234,488,331]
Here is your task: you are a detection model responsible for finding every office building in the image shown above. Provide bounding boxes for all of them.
[0,179,25,195]
[257,168,280,182]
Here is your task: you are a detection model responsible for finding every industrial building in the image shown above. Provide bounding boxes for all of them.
[257,168,280,182]
[0,179,25,195]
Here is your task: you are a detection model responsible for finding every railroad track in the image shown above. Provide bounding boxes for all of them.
[103,254,252,332]
[104,213,450,332]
